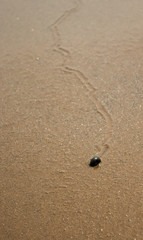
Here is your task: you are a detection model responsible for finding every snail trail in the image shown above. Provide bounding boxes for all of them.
[48,0,113,167]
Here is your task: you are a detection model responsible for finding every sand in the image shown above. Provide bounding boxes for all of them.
[0,0,143,239]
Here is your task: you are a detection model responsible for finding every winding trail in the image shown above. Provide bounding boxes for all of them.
[48,0,113,157]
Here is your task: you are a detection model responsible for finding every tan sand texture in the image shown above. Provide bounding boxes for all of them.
[0,0,143,239]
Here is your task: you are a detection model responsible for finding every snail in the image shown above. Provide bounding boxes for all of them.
[89,156,101,167]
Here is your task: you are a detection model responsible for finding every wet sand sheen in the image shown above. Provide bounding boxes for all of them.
[0,0,143,239]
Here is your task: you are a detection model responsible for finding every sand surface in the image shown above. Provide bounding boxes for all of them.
[0,0,143,239]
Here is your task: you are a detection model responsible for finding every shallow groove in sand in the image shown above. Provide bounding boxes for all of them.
[48,0,113,157]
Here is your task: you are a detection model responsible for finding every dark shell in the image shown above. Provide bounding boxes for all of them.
[89,156,101,167]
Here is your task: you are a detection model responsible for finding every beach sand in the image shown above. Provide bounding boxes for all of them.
[0,0,143,239]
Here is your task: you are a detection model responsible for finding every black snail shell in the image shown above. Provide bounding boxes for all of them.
[89,156,101,167]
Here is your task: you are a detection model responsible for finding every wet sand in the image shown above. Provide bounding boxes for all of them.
[0,0,143,239]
